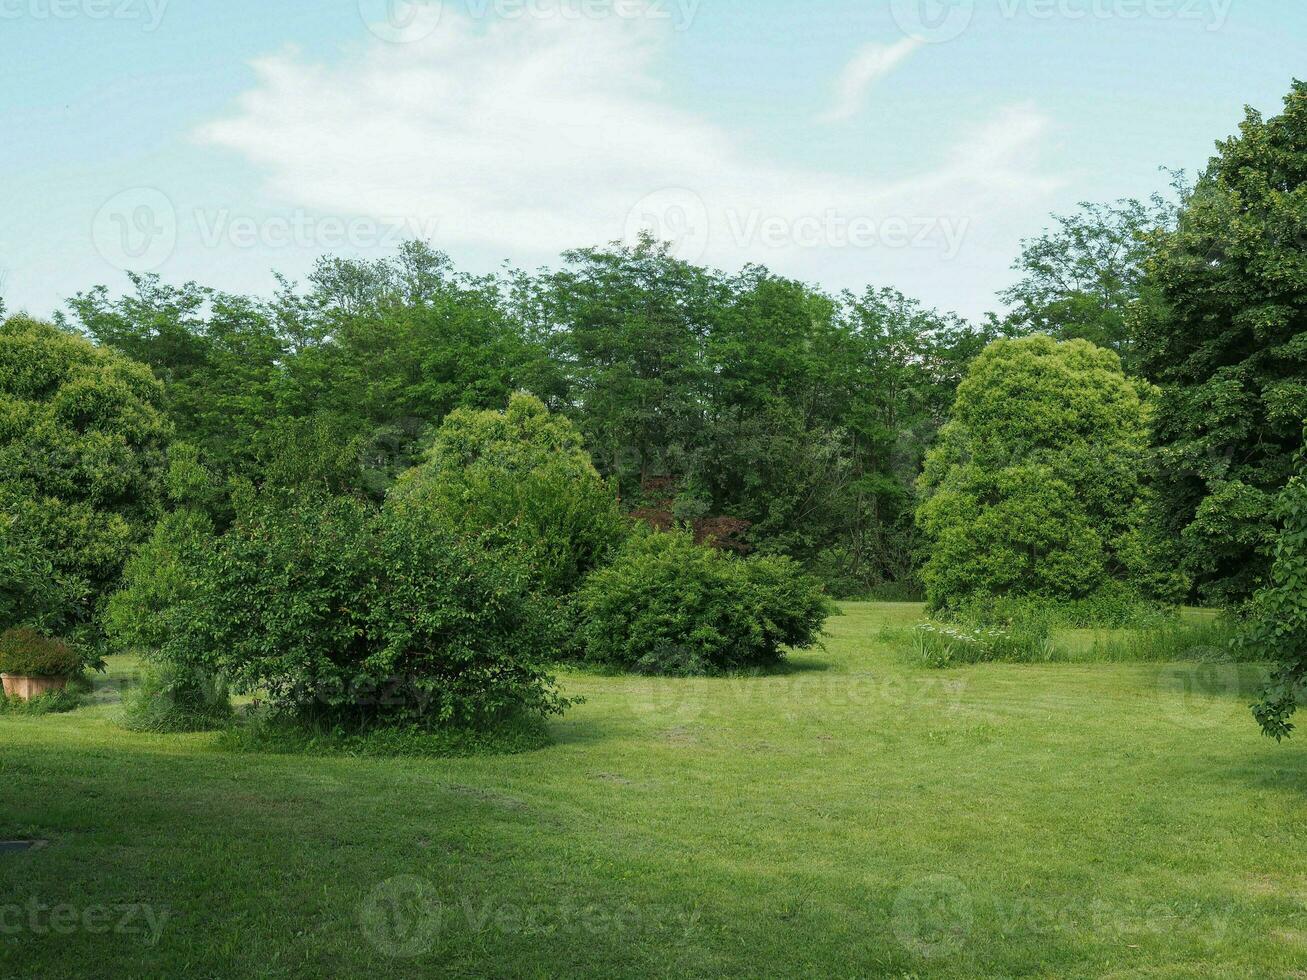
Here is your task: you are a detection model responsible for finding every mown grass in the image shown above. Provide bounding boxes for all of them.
[2,602,1305,978]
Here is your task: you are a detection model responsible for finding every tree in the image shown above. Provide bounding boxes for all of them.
[1246,427,1307,740]
[64,276,285,482]
[916,335,1167,608]
[0,315,171,633]
[1137,81,1307,604]
[1000,195,1175,371]
[515,236,721,495]
[388,394,628,596]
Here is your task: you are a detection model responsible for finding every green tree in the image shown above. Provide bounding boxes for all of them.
[64,276,285,481]
[389,394,627,596]
[1137,81,1307,604]
[1000,196,1175,370]
[1245,427,1307,740]
[0,315,171,632]
[916,335,1165,608]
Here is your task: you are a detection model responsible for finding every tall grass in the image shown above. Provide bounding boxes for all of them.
[909,602,1257,669]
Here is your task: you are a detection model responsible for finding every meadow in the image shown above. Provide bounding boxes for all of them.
[2,603,1303,979]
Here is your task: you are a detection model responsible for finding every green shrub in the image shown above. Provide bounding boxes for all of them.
[0,688,83,715]
[388,394,628,595]
[576,529,831,674]
[0,316,171,632]
[0,628,81,676]
[164,491,571,729]
[120,663,232,733]
[105,509,215,654]
[916,335,1176,609]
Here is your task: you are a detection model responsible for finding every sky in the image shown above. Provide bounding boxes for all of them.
[0,0,1302,322]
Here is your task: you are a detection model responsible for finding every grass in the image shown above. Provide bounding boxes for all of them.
[2,602,1305,978]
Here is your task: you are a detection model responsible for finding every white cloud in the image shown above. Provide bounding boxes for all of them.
[197,8,1062,314]
[818,38,921,124]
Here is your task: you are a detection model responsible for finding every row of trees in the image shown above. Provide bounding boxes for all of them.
[54,242,997,599]
[0,81,1302,728]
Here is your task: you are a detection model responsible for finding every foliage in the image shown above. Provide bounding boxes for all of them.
[0,687,83,715]
[162,491,570,728]
[916,335,1171,609]
[389,394,628,595]
[1244,430,1307,740]
[105,508,215,654]
[0,315,171,632]
[0,628,81,677]
[575,529,831,674]
[512,239,993,592]
[913,619,1052,667]
[1137,82,1307,604]
[0,505,85,633]
[57,236,999,596]
[63,278,283,486]
[1000,195,1176,370]
[120,663,232,733]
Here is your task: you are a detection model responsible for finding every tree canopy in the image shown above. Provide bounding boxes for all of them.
[916,335,1168,608]
[1138,80,1307,604]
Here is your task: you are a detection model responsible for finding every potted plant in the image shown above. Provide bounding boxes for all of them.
[0,628,81,701]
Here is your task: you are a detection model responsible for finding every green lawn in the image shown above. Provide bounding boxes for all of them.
[2,602,1305,978]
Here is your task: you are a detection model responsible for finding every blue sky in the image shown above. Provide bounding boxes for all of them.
[1,0,1302,321]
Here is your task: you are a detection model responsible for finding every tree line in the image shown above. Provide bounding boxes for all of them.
[0,80,1303,731]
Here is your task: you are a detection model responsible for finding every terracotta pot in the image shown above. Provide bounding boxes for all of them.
[1,674,68,701]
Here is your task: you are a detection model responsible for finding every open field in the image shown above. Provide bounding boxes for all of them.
[2,602,1305,978]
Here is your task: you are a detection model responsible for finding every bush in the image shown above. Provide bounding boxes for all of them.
[576,529,831,674]
[105,509,215,654]
[0,628,81,676]
[0,316,171,632]
[388,394,628,595]
[0,688,83,715]
[120,663,232,733]
[163,491,571,730]
[916,336,1173,609]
